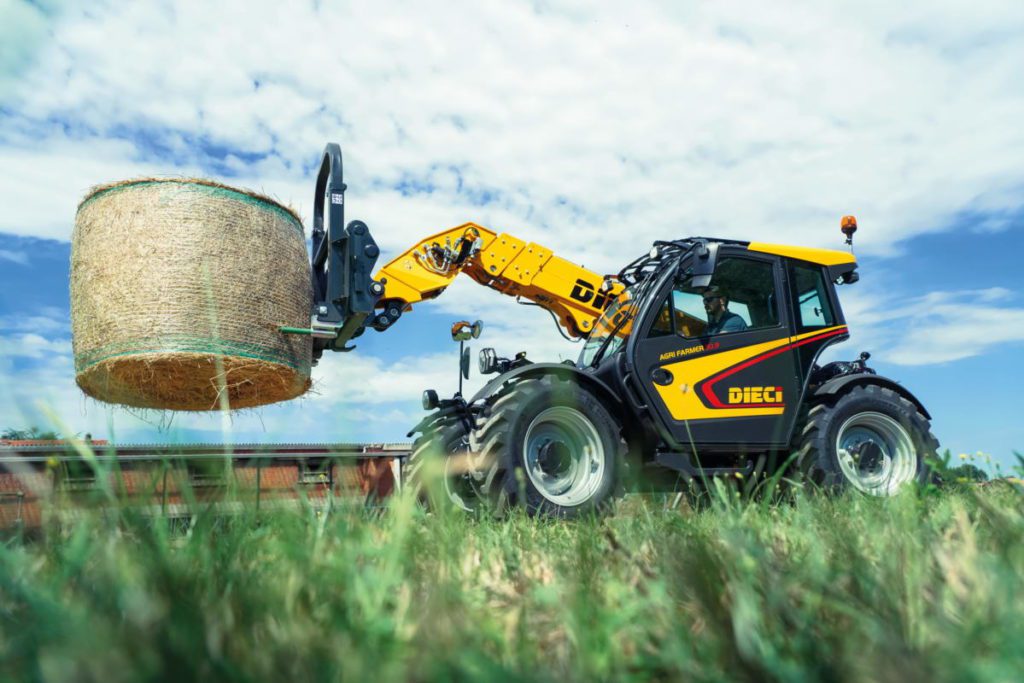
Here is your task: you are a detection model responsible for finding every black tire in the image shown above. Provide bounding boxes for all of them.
[794,384,939,495]
[469,375,625,518]
[406,414,478,511]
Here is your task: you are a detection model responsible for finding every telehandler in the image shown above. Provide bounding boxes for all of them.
[303,143,938,517]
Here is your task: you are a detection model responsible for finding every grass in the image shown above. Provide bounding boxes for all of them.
[1,481,1023,682]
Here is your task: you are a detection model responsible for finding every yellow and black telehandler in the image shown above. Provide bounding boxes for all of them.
[304,143,938,517]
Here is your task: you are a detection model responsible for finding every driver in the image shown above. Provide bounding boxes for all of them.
[703,286,747,335]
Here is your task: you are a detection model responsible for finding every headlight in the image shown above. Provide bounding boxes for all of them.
[478,347,497,375]
[422,389,439,410]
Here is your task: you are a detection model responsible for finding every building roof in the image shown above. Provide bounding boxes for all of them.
[0,439,109,447]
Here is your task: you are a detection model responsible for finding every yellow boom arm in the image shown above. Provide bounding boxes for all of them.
[374,223,625,338]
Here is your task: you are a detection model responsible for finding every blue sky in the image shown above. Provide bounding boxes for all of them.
[1,1,1022,471]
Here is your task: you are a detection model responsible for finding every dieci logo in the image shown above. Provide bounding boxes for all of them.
[728,386,784,404]
[569,279,613,311]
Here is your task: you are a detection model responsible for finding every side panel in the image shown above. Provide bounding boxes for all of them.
[645,327,847,446]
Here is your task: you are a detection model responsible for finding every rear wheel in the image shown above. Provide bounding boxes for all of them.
[470,375,624,518]
[794,384,938,495]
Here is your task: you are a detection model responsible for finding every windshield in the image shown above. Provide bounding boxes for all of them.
[579,287,639,367]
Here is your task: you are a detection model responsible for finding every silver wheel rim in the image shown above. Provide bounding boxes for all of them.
[835,411,917,496]
[522,406,605,506]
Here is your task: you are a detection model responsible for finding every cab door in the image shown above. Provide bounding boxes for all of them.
[632,249,802,448]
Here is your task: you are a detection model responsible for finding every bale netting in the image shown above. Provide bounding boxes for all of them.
[71,178,313,411]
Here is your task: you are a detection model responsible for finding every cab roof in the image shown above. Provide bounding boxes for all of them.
[745,241,856,267]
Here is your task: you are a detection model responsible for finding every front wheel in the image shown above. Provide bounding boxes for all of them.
[470,375,624,518]
[406,415,483,512]
[795,384,938,495]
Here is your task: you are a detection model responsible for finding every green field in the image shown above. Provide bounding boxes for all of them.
[2,480,1023,682]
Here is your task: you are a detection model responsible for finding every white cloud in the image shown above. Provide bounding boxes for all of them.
[312,350,464,406]
[0,249,28,265]
[1,0,1021,265]
[0,332,70,359]
[0,0,52,100]
[831,286,1024,365]
[0,309,68,334]
[0,136,199,239]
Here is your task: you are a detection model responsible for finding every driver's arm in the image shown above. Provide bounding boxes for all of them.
[720,315,748,333]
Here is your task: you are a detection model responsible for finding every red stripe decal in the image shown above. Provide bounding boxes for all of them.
[699,327,848,409]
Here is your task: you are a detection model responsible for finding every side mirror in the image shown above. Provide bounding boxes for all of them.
[461,346,471,380]
[450,320,473,341]
[689,241,719,289]
[471,320,483,339]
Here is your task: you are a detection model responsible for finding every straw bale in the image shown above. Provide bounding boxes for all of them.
[70,178,313,411]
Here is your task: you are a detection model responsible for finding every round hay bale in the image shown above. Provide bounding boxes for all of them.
[71,178,313,411]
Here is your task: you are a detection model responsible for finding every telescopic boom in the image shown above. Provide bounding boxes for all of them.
[304,143,623,360]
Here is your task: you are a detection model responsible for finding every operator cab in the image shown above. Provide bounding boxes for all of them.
[580,237,858,451]
[580,239,858,367]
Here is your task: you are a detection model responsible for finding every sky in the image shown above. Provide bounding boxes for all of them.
[0,0,1022,470]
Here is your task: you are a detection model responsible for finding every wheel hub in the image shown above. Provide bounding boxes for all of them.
[537,439,573,477]
[522,406,605,507]
[835,411,917,495]
[849,439,885,474]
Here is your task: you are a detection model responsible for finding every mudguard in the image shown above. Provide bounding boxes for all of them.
[469,363,625,418]
[813,372,931,420]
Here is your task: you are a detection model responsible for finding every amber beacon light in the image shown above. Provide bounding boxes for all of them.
[841,215,858,246]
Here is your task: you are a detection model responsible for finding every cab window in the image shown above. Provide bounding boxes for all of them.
[648,256,780,338]
[792,264,835,330]
[580,287,639,365]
